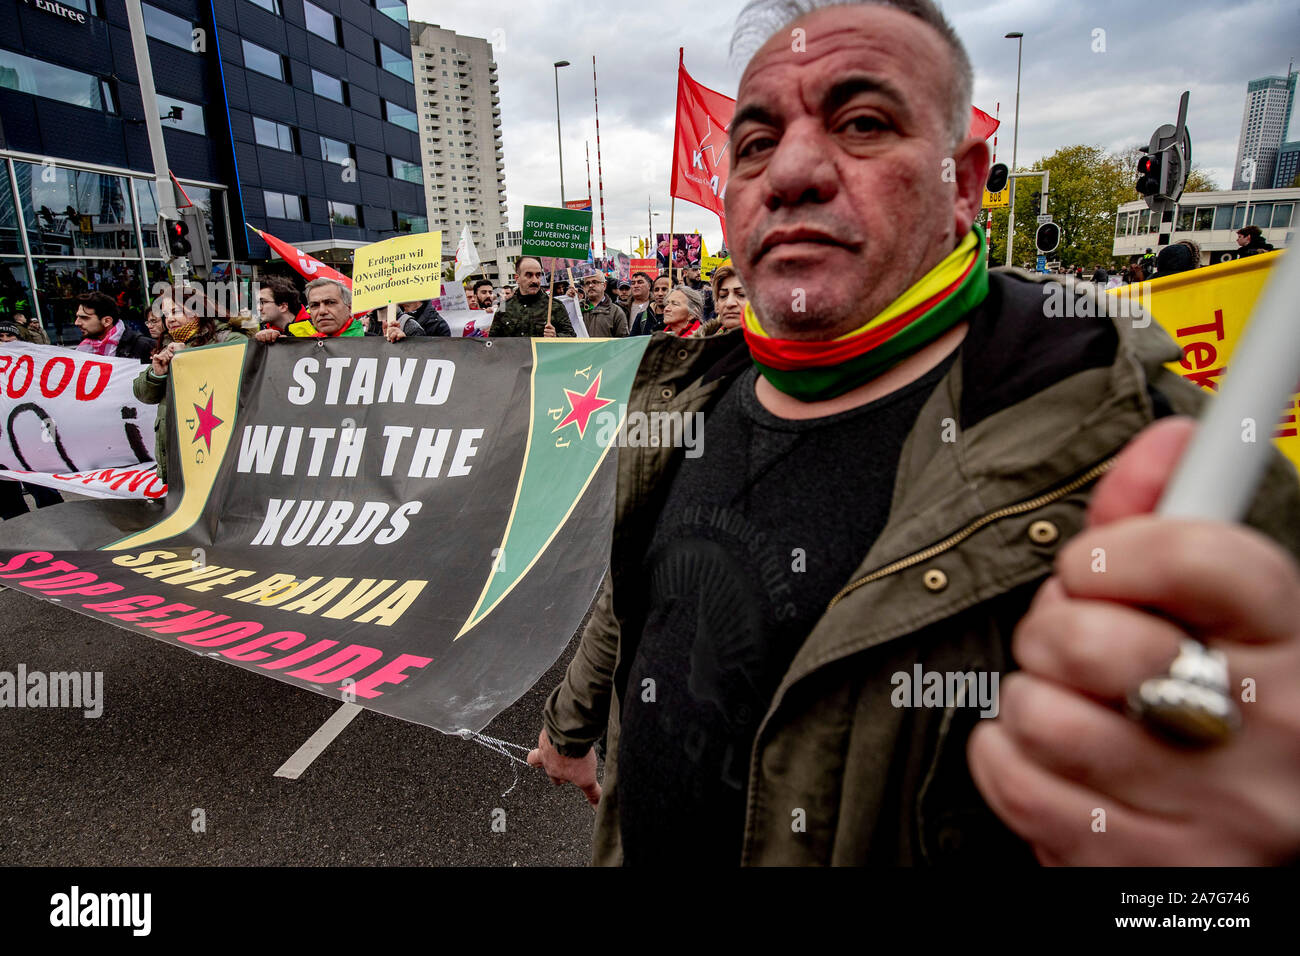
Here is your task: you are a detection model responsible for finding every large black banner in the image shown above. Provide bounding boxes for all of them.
[0,335,650,732]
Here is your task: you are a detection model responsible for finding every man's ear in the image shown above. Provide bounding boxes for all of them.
[951,136,991,236]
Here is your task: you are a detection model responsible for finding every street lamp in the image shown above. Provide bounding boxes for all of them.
[1004,31,1023,268]
[553,60,570,205]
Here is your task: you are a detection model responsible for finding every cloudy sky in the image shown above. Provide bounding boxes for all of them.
[408,0,1299,255]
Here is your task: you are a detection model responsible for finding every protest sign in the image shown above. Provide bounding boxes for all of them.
[437,282,470,313]
[0,342,161,498]
[0,336,652,733]
[629,258,658,279]
[657,233,702,271]
[699,255,726,280]
[1107,250,1298,473]
[351,232,443,314]
[522,205,593,260]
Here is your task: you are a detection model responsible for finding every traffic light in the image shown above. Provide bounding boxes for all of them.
[179,206,213,277]
[1035,222,1061,254]
[1136,151,1162,196]
[166,218,191,258]
[986,163,1008,193]
[1029,190,1042,209]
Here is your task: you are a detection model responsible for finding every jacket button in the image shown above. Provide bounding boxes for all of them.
[1028,519,1060,545]
[922,568,948,591]
[661,387,674,400]
[677,348,689,360]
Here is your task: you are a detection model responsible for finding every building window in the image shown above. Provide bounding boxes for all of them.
[312,70,347,104]
[393,211,427,233]
[377,41,414,82]
[1176,207,1193,232]
[253,116,296,152]
[328,201,359,226]
[242,40,285,80]
[388,157,423,184]
[142,3,196,51]
[0,49,117,112]
[157,93,205,135]
[1273,203,1294,229]
[1212,205,1234,231]
[1193,207,1214,231]
[246,0,281,13]
[304,1,341,43]
[320,135,353,165]
[1248,203,1273,229]
[264,190,305,220]
[375,0,408,26]
[383,99,417,131]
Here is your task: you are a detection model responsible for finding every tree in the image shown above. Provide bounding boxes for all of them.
[983,145,1220,271]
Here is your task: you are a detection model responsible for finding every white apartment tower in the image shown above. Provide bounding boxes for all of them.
[1232,71,1296,191]
[409,22,507,280]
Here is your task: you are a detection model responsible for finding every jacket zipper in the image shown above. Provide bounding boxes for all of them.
[825,453,1120,611]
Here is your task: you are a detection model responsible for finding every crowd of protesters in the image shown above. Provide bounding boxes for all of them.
[1,218,1279,516]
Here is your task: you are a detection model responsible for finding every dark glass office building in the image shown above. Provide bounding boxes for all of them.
[0,0,425,341]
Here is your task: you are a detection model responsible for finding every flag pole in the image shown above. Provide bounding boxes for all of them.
[667,197,676,287]
[593,55,608,258]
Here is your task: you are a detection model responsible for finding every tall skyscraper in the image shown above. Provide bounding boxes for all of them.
[1232,70,1296,190]
[408,21,506,280]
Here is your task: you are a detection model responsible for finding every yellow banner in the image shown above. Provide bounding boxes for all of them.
[351,231,443,314]
[699,255,725,280]
[1109,251,1298,473]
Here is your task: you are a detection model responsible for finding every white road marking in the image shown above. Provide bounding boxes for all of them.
[274,703,363,779]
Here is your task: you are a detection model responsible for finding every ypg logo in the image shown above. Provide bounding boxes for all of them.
[551,365,613,446]
[458,339,649,637]
[188,387,225,461]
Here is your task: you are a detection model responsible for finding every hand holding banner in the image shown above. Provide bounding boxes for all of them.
[351,232,444,314]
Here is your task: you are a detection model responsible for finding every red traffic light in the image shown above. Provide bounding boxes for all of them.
[1136,153,1162,196]
[166,218,191,257]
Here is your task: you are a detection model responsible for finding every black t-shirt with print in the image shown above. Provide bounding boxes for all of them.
[618,357,954,865]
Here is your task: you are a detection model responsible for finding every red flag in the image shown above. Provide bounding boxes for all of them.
[670,50,735,240]
[247,223,352,289]
[969,105,999,141]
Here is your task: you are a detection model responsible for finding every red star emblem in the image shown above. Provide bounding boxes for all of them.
[191,392,224,453]
[553,371,614,440]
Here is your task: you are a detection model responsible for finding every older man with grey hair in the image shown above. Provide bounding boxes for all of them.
[255,277,364,341]
[529,0,1300,868]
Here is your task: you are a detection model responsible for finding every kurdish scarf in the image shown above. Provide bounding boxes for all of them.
[743,223,988,401]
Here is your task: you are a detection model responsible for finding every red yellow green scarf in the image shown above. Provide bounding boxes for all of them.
[743,224,988,401]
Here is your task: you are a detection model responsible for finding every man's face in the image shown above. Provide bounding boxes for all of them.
[616,286,632,307]
[685,266,700,283]
[726,6,986,340]
[307,284,351,335]
[257,287,290,326]
[1236,233,1249,247]
[475,285,495,308]
[74,306,111,339]
[0,331,17,343]
[502,286,514,301]
[631,275,650,300]
[652,277,670,307]
[516,259,543,295]
[583,275,605,304]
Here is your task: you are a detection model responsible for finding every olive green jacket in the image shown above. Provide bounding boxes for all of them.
[542,268,1300,866]
[488,291,575,338]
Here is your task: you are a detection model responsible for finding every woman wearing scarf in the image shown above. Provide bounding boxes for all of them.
[132,292,245,486]
[662,286,704,337]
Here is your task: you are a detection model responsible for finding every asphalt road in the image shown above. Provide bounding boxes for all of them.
[0,586,598,866]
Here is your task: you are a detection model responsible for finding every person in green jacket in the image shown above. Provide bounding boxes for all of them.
[488,257,575,338]
[529,0,1300,867]
[133,291,244,485]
